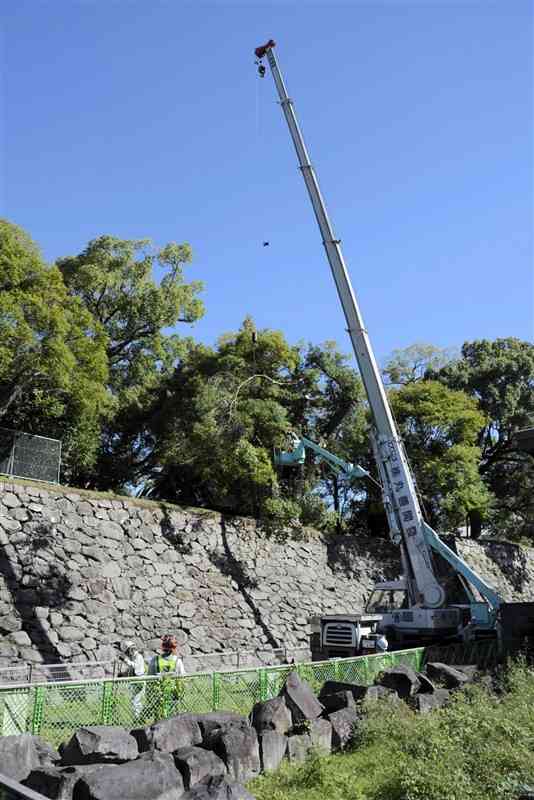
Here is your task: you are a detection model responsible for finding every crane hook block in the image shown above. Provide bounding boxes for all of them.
[254,39,276,59]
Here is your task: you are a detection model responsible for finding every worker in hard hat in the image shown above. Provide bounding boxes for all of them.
[147,635,186,717]
[121,641,146,719]
[148,634,186,676]
[122,641,146,678]
[376,633,389,653]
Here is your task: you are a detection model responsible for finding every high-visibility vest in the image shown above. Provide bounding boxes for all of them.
[157,654,177,674]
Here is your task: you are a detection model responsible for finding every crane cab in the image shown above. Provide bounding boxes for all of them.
[310,613,383,660]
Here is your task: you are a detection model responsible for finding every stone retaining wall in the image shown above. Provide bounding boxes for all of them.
[0,479,532,668]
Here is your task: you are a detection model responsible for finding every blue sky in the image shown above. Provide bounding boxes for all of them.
[3,1,533,365]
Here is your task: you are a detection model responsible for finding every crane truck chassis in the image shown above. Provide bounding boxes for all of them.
[255,39,534,656]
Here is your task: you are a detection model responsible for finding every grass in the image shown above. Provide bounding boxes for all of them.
[248,660,534,800]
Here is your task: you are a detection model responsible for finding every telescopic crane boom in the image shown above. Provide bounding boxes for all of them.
[255,39,502,641]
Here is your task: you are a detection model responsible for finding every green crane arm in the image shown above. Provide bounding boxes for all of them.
[274,433,370,481]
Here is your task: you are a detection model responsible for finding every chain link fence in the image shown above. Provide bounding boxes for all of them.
[0,648,426,745]
[0,428,61,483]
[0,641,498,747]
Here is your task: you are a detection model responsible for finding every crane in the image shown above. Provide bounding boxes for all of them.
[255,39,504,645]
[274,432,370,482]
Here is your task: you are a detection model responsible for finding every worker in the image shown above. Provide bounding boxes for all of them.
[121,641,146,719]
[148,634,186,676]
[376,633,389,653]
[122,641,146,678]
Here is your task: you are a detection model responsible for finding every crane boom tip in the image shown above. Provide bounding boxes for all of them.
[254,39,276,59]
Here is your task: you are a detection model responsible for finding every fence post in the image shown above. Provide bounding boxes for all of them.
[259,669,268,701]
[31,686,45,735]
[100,681,114,725]
[333,659,340,681]
[212,672,221,711]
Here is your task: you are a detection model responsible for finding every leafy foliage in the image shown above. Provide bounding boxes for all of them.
[249,661,534,800]
[56,234,205,486]
[0,220,110,473]
[432,338,534,539]
[389,381,491,530]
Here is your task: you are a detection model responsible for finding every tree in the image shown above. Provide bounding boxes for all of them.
[389,381,491,532]
[56,234,205,486]
[118,320,367,536]
[0,220,110,473]
[432,338,534,539]
[383,342,458,386]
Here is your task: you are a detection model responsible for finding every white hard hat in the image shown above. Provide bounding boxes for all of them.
[124,641,135,651]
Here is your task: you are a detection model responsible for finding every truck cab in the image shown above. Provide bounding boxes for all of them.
[310,612,383,660]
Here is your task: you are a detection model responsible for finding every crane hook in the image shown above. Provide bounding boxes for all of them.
[254,59,266,78]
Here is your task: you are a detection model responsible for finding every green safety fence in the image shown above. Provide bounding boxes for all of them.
[0,641,497,747]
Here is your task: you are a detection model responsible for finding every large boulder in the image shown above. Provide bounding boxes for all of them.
[180,775,255,799]
[0,734,59,781]
[59,727,138,766]
[132,716,202,754]
[286,733,312,763]
[173,746,226,790]
[206,726,260,784]
[257,731,287,773]
[362,685,400,704]
[376,665,421,699]
[73,752,183,800]
[309,718,332,753]
[23,764,106,800]
[328,707,360,750]
[280,671,323,725]
[425,662,470,690]
[415,672,437,694]
[318,690,356,714]
[250,697,291,735]
[414,689,451,713]
[183,713,249,741]
[318,681,367,703]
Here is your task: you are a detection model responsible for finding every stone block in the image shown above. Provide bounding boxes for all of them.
[8,630,32,647]
[319,680,367,703]
[132,715,203,754]
[184,712,249,741]
[362,685,400,703]
[286,732,312,763]
[173,745,226,789]
[250,696,292,735]
[23,764,105,799]
[74,752,183,800]
[415,672,437,694]
[318,690,356,714]
[181,775,255,799]
[377,665,421,699]
[0,614,22,634]
[425,662,470,690]
[328,707,360,750]
[414,688,451,713]
[310,718,332,753]
[59,726,138,765]
[258,731,287,772]
[0,734,57,781]
[280,671,324,725]
[206,726,260,783]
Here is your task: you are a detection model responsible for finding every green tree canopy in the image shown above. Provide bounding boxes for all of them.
[389,380,491,531]
[432,338,534,539]
[56,234,205,486]
[0,220,110,472]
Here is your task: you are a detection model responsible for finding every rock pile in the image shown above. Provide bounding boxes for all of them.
[0,663,479,799]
